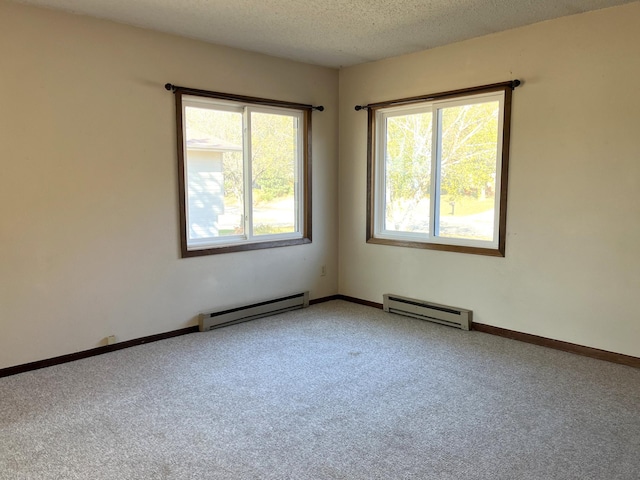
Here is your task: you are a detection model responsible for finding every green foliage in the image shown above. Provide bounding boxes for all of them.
[386,112,432,204]
[222,152,244,202]
[385,100,499,205]
[439,195,494,217]
[440,102,499,201]
[253,224,295,235]
[185,106,297,204]
[250,112,296,203]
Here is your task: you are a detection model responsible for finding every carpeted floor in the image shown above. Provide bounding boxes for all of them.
[1,300,639,479]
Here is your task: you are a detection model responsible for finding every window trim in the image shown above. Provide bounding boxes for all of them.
[366,82,515,257]
[173,88,312,258]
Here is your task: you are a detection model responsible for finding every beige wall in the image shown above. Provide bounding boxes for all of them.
[0,1,339,369]
[339,2,640,357]
[2,1,639,370]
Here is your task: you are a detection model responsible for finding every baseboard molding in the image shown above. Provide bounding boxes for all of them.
[5,296,339,377]
[311,294,383,309]
[0,326,198,378]
[3,296,343,377]
[472,323,639,368]
[331,295,639,368]
[4,296,637,377]
[336,295,384,309]
[309,295,341,305]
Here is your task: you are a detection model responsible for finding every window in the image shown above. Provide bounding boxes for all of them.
[173,90,312,257]
[367,83,514,256]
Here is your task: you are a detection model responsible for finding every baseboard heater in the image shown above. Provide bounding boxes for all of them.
[199,292,309,332]
[383,294,472,330]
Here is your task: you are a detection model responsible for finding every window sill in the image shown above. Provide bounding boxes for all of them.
[182,236,311,258]
[366,236,504,257]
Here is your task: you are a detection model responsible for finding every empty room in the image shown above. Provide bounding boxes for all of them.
[1,0,639,478]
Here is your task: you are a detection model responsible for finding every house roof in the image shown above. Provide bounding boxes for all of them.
[186,136,242,153]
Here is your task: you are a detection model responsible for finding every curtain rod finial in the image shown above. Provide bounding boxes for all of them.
[314,106,325,112]
[165,83,175,91]
[511,79,521,89]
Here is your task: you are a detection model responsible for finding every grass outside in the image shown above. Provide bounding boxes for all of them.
[219,225,293,235]
[439,195,494,217]
[220,195,494,238]
[218,195,296,236]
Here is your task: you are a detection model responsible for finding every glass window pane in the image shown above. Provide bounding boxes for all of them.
[384,112,432,234]
[184,106,244,244]
[437,101,499,242]
[250,111,298,236]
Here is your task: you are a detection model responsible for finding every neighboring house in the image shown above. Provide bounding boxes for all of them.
[185,135,242,241]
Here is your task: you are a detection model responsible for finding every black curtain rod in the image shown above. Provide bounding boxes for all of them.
[354,79,521,111]
[165,83,324,111]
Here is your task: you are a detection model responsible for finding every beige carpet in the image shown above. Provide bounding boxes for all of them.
[1,300,639,479]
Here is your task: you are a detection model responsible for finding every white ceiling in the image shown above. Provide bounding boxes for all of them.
[12,0,637,68]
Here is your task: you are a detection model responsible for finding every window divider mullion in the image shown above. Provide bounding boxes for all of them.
[430,108,440,238]
[243,107,253,241]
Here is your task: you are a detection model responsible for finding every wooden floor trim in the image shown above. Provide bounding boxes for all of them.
[336,295,384,309]
[309,295,340,305]
[330,294,638,368]
[311,295,383,309]
[0,326,199,378]
[472,323,639,368]
[4,295,637,377]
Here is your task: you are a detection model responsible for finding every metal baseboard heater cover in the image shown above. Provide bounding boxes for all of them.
[383,294,472,330]
[199,292,309,332]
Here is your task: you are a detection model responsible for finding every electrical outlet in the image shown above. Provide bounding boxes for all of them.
[106,335,116,345]
[321,265,327,276]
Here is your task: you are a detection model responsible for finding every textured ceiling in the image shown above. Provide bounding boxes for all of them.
[11,0,637,67]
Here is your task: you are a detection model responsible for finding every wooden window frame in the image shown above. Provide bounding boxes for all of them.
[366,81,515,257]
[173,88,312,258]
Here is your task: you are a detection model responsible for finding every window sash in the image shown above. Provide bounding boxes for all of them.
[246,106,304,243]
[370,88,509,255]
[176,92,310,257]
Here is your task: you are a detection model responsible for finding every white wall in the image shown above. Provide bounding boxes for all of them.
[2,1,639,370]
[339,3,640,357]
[0,1,339,369]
